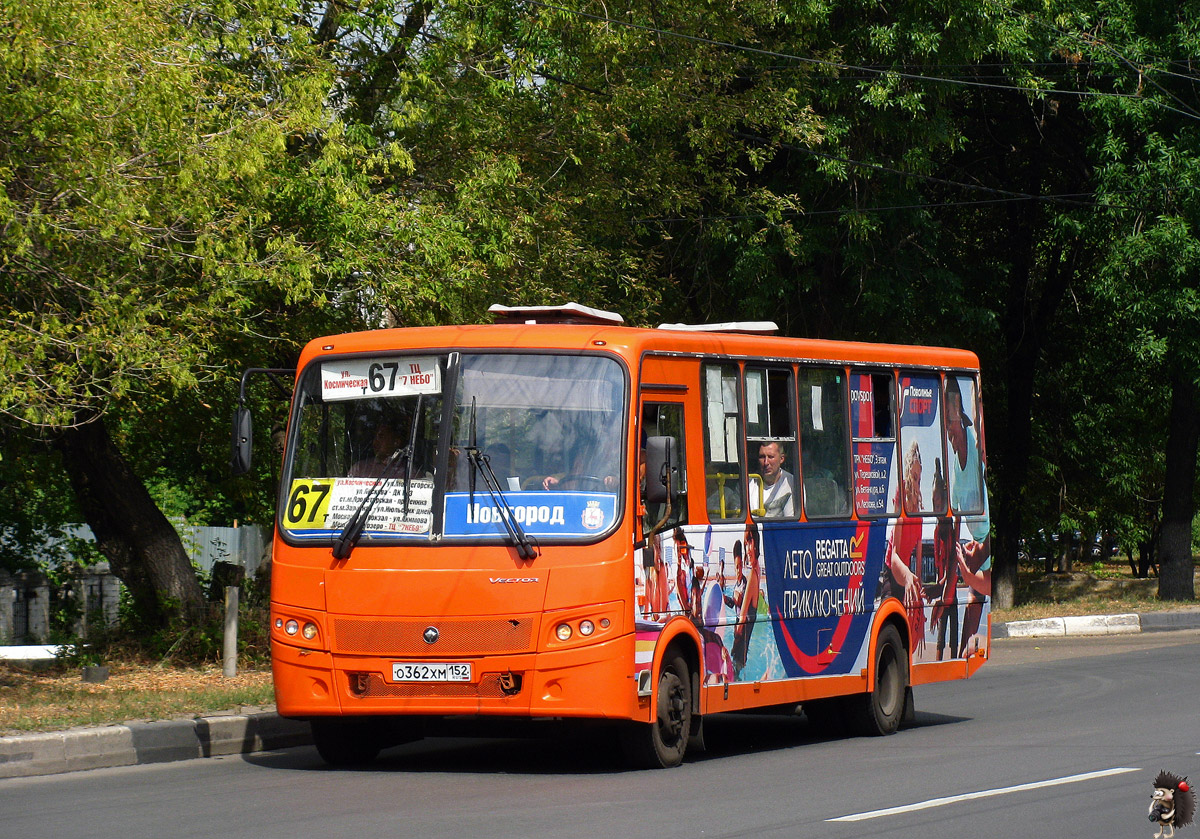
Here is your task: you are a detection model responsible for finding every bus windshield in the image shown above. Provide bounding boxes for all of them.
[280,352,626,544]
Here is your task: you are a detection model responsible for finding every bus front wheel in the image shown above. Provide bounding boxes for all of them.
[622,652,692,768]
[852,623,908,736]
[311,718,383,767]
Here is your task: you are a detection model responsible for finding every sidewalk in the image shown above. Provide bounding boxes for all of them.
[3,607,1200,781]
[0,706,312,780]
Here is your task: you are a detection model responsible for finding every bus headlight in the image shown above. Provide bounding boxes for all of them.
[302,622,319,640]
[284,619,299,636]
[546,603,621,648]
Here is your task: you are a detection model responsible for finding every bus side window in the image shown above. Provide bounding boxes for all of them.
[850,371,899,518]
[798,368,851,518]
[745,366,798,519]
[702,362,744,520]
[641,402,686,530]
[944,374,986,516]
[897,371,944,517]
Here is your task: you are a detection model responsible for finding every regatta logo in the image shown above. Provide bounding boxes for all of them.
[489,577,540,584]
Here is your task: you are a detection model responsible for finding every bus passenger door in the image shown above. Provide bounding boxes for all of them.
[635,401,686,621]
[639,401,687,534]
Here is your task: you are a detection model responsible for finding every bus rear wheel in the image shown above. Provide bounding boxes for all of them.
[852,623,908,736]
[311,718,384,767]
[622,652,692,768]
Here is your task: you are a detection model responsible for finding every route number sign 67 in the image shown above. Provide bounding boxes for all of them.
[282,479,335,529]
[321,356,441,402]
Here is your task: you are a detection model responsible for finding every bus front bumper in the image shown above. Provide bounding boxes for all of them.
[272,635,639,722]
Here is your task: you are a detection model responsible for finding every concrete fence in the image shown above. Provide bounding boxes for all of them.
[0,523,269,645]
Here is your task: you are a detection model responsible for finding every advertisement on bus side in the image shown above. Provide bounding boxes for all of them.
[633,517,990,687]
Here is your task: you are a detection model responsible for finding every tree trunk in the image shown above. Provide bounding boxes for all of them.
[56,415,206,627]
[991,229,1084,609]
[1158,366,1198,601]
[988,219,1035,610]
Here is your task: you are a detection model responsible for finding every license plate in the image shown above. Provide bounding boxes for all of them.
[391,662,472,683]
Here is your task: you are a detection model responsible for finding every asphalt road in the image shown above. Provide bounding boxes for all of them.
[2,631,1197,839]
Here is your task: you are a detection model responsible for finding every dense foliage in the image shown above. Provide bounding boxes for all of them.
[3,0,1199,625]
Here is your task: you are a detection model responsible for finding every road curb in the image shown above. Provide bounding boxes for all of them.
[994,613,1141,639]
[0,711,311,780]
[993,608,1200,640]
[4,608,1199,781]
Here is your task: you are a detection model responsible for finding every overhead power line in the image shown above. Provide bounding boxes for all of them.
[522,0,1200,119]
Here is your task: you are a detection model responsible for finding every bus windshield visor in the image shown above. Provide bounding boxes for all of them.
[280,353,626,543]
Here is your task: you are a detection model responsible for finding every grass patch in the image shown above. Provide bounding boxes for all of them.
[0,601,277,735]
[992,557,1200,624]
[992,593,1181,624]
[0,663,273,735]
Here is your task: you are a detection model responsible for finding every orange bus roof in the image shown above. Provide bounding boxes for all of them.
[298,323,981,372]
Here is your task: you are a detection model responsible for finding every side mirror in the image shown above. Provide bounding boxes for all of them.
[230,406,253,475]
[644,436,677,505]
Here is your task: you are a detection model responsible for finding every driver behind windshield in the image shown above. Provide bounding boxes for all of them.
[541,439,618,491]
[349,415,407,478]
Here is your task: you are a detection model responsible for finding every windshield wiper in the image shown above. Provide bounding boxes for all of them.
[402,394,422,521]
[332,395,423,561]
[466,398,537,560]
[331,445,410,560]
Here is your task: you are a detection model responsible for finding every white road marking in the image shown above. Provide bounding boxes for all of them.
[827,767,1140,822]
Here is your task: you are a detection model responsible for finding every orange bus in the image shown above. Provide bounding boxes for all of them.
[233,302,991,768]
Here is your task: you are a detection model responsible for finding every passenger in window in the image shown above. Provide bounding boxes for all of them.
[754,442,795,518]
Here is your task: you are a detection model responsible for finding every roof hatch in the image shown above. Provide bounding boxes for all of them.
[657,320,779,335]
[488,302,625,326]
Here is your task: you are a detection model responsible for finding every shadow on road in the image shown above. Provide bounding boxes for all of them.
[241,707,970,775]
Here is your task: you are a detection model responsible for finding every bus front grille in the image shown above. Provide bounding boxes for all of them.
[332,617,534,655]
[353,672,518,699]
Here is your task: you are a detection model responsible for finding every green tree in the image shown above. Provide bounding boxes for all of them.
[308,0,1051,612]
[1045,0,1200,599]
[0,0,345,624]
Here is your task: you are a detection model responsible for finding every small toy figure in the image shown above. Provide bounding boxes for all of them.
[1150,770,1196,839]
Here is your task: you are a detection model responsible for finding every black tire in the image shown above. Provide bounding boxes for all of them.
[311,718,384,767]
[852,624,908,736]
[621,652,692,768]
